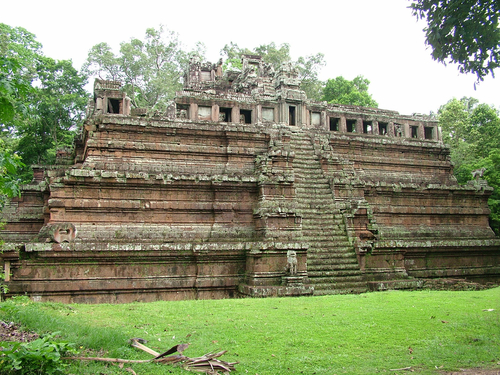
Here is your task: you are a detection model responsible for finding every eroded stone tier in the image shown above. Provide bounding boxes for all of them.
[1,56,499,303]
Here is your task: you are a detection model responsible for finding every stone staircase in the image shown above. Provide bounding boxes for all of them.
[290,129,368,295]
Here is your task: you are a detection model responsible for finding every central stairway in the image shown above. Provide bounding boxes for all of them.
[290,129,368,295]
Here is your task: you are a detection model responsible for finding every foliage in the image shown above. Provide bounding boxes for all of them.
[438,97,500,234]
[220,42,326,100]
[410,0,500,81]
[0,332,77,375]
[0,148,24,208]
[83,25,203,111]
[0,24,88,178]
[0,24,38,127]
[0,290,499,374]
[322,75,378,107]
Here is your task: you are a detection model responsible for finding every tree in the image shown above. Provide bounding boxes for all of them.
[83,25,203,111]
[322,75,378,107]
[15,58,88,168]
[410,0,500,81]
[220,42,326,100]
[1,24,88,179]
[438,97,500,234]
[0,23,39,128]
[0,147,24,208]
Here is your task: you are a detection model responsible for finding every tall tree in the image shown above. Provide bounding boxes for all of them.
[410,0,500,81]
[0,23,88,179]
[83,25,203,111]
[220,42,326,100]
[16,58,88,168]
[438,97,500,234]
[0,23,39,130]
[322,75,378,107]
[0,147,24,208]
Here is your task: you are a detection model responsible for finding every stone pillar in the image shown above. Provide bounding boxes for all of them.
[300,103,307,126]
[418,122,424,139]
[231,106,239,124]
[388,121,395,137]
[404,122,410,138]
[212,105,219,122]
[340,116,347,133]
[256,105,262,124]
[190,103,198,120]
[356,118,363,133]
[372,120,379,135]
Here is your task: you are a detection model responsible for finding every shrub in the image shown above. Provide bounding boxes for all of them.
[0,332,77,375]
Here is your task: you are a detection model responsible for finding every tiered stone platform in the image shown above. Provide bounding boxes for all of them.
[1,56,498,302]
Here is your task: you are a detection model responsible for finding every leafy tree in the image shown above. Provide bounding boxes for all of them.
[0,147,24,208]
[220,42,326,100]
[16,58,88,169]
[83,25,203,111]
[322,75,378,107]
[438,97,500,234]
[0,24,88,179]
[0,24,39,128]
[410,0,500,81]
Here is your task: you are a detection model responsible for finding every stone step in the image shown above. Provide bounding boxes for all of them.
[301,224,342,231]
[295,186,332,192]
[307,269,363,278]
[290,133,365,295]
[302,239,351,246]
[308,265,361,274]
[306,242,352,249]
[309,277,365,286]
[307,245,353,252]
[300,238,350,245]
[307,256,357,264]
[299,213,341,218]
[307,255,358,264]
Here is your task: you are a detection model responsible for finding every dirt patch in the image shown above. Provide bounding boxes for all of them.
[0,321,39,343]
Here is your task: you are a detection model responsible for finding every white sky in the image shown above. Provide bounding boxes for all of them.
[2,0,499,115]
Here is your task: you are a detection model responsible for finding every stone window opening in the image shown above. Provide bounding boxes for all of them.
[424,126,434,140]
[289,106,296,126]
[378,122,388,135]
[346,119,356,133]
[107,98,122,114]
[394,123,403,137]
[176,104,190,119]
[219,107,232,122]
[330,117,340,131]
[411,125,418,138]
[240,109,252,124]
[363,121,372,134]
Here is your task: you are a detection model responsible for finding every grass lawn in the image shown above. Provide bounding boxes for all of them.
[0,287,499,374]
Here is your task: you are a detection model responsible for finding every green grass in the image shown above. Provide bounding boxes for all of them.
[0,288,499,374]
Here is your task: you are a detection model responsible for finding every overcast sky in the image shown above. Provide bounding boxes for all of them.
[2,0,499,115]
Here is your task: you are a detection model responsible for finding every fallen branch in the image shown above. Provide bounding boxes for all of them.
[66,338,238,374]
